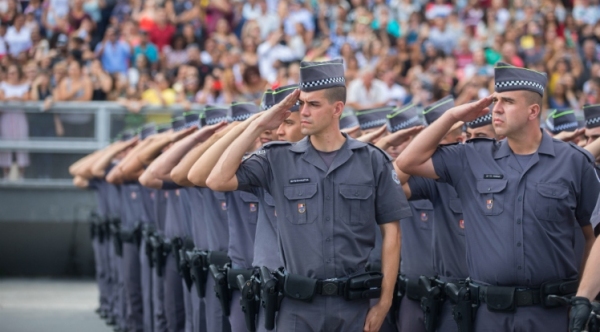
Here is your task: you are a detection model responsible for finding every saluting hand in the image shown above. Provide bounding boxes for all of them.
[255,89,300,130]
[357,125,387,143]
[341,125,361,136]
[553,128,585,143]
[380,125,425,149]
[192,121,228,143]
[449,95,494,123]
[169,126,198,142]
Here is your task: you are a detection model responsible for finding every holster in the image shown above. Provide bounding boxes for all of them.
[142,225,155,269]
[227,268,255,291]
[187,249,208,298]
[237,272,260,332]
[120,224,141,247]
[171,237,183,275]
[109,220,123,257]
[207,250,231,268]
[590,302,600,332]
[446,282,477,332]
[260,266,285,331]
[541,279,579,308]
[89,212,104,242]
[210,263,232,316]
[419,276,445,332]
[398,275,422,301]
[178,238,195,292]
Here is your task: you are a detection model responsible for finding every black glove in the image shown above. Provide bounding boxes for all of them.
[570,296,592,332]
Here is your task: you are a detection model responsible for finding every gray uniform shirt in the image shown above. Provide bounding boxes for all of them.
[187,187,209,250]
[251,190,282,269]
[120,182,151,231]
[236,135,411,279]
[408,177,467,280]
[226,190,260,268]
[399,200,437,279]
[89,178,110,219]
[199,188,229,252]
[153,189,168,234]
[431,132,600,286]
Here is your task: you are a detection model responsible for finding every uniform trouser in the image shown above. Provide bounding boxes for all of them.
[183,280,193,332]
[139,238,153,332]
[192,288,207,332]
[102,240,114,315]
[111,244,127,331]
[275,296,370,331]
[397,296,426,332]
[92,238,108,313]
[205,276,231,332]
[369,298,396,332]
[164,253,185,332]
[438,300,457,332]
[152,267,168,332]
[228,290,245,332]
[123,242,144,332]
[473,304,568,331]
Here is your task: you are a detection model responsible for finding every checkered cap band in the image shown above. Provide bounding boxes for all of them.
[360,118,388,130]
[495,80,545,94]
[185,120,200,128]
[466,113,493,127]
[586,117,600,126]
[206,116,229,125]
[551,122,579,133]
[300,77,345,89]
[230,114,252,122]
[389,115,421,133]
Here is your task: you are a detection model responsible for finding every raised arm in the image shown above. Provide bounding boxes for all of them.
[69,149,104,177]
[396,97,492,178]
[206,90,300,192]
[189,115,261,187]
[136,127,197,166]
[90,138,139,178]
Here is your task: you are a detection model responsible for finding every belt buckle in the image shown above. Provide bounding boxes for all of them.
[322,282,338,296]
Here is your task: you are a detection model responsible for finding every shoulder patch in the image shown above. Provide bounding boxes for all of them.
[367,142,393,162]
[568,142,595,164]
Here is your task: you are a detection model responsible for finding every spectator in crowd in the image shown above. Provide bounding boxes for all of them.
[55,60,93,137]
[5,13,32,57]
[95,26,130,74]
[347,66,389,110]
[132,30,158,64]
[0,64,30,179]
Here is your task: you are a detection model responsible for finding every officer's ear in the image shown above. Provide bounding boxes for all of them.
[332,101,344,118]
[529,103,541,120]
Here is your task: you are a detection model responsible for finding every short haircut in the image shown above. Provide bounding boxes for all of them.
[323,86,347,104]
[523,90,542,107]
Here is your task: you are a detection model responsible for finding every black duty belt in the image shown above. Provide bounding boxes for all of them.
[283,272,383,301]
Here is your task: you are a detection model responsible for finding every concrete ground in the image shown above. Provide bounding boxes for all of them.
[0,278,112,332]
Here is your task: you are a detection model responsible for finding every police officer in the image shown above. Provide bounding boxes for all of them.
[398,62,600,330]
[206,59,410,331]
[585,104,600,148]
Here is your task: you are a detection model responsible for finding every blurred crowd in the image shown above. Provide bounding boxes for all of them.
[2,0,600,178]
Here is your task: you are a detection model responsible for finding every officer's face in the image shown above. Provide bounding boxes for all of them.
[259,129,277,145]
[585,127,600,146]
[466,125,497,140]
[277,112,305,142]
[298,90,344,136]
[440,126,464,145]
[491,91,535,137]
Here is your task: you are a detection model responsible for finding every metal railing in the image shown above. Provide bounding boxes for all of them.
[0,101,202,185]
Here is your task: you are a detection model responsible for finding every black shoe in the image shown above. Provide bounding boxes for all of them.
[113,327,123,332]
[106,316,117,326]
[100,310,109,320]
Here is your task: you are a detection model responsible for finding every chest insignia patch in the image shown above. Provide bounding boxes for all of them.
[131,191,137,199]
[392,172,400,185]
[249,203,257,212]
[221,201,227,211]
[486,199,493,210]
[175,189,180,196]
[298,203,306,214]
[420,212,428,221]
[459,219,465,229]
[274,209,277,217]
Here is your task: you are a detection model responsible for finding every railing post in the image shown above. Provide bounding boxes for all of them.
[96,105,110,149]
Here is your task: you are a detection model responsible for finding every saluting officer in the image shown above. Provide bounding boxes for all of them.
[465,108,499,140]
[398,62,600,330]
[206,59,410,332]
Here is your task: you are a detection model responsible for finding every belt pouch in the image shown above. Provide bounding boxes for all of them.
[283,274,317,302]
[485,286,516,312]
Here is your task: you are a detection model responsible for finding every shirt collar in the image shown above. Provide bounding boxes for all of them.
[494,129,555,159]
[289,132,367,153]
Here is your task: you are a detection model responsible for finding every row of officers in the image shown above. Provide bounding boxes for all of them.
[70,60,600,332]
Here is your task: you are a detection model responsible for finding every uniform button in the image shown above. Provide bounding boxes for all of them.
[517,218,521,224]
[517,196,522,202]
[487,187,491,191]
[517,242,521,247]
[326,217,330,221]
[299,193,303,196]
[354,192,358,196]
[326,196,330,200]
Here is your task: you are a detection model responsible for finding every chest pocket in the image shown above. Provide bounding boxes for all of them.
[239,191,259,224]
[534,183,570,222]
[412,200,434,230]
[283,184,318,225]
[448,198,465,234]
[213,191,228,212]
[337,184,374,225]
[263,193,277,218]
[476,179,507,216]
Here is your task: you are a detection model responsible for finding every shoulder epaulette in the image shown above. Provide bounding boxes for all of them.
[568,142,596,164]
[262,141,292,149]
[367,142,393,162]
[466,137,495,143]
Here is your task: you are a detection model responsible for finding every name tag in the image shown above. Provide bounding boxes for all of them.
[484,174,504,179]
[289,178,310,184]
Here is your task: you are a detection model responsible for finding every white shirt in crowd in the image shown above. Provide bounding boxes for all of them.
[5,26,32,56]
[346,78,389,109]
[257,41,295,83]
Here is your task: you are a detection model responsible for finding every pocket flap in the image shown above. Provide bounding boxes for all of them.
[339,184,373,200]
[263,193,276,206]
[283,184,318,200]
[536,183,569,199]
[213,191,227,201]
[476,179,508,194]
[239,191,259,203]
[284,273,317,302]
[448,198,463,214]
[411,200,434,210]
